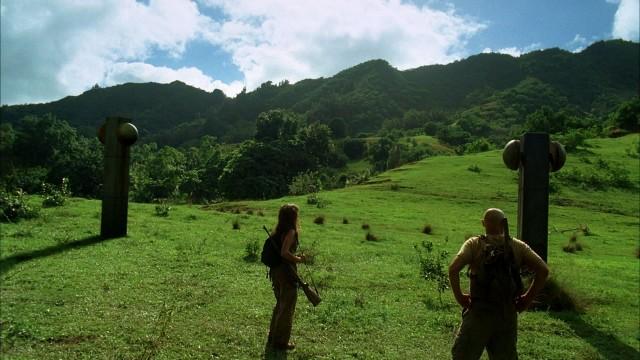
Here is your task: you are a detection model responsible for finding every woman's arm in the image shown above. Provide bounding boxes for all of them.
[281,229,305,264]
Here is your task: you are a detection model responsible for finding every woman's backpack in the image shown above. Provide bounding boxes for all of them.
[261,226,282,267]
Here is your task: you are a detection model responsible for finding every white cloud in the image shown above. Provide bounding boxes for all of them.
[199,0,485,91]
[103,62,244,96]
[481,43,541,57]
[0,0,238,105]
[1,0,485,105]
[612,0,639,40]
[568,34,588,52]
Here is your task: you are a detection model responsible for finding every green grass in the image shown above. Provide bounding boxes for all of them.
[1,135,638,359]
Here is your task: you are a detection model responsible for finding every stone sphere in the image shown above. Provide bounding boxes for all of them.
[502,139,521,170]
[117,122,138,146]
[97,124,106,144]
[549,141,566,172]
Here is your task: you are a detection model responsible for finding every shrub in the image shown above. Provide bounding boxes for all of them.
[365,232,378,241]
[556,159,635,190]
[462,138,493,154]
[562,233,584,253]
[415,240,449,305]
[527,276,583,312]
[422,224,433,235]
[625,139,640,158]
[257,210,265,217]
[246,209,254,215]
[307,193,330,208]
[41,178,70,208]
[342,217,349,224]
[154,202,171,217]
[343,138,367,160]
[289,171,322,196]
[390,183,400,191]
[313,215,325,225]
[361,224,370,230]
[232,218,241,230]
[579,224,591,236]
[467,164,481,173]
[299,240,319,265]
[0,189,39,222]
[243,238,260,262]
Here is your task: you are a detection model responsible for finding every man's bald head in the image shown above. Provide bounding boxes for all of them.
[482,208,506,235]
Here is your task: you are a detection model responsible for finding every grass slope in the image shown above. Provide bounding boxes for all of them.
[1,135,638,359]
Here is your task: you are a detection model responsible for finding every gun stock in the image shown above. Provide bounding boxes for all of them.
[287,265,322,307]
[300,281,322,307]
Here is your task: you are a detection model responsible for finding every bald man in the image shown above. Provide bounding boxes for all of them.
[449,208,549,360]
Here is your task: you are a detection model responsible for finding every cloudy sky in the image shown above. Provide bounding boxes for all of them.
[1,0,638,105]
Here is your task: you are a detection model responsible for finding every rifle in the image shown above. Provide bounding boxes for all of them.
[502,218,524,296]
[263,226,321,307]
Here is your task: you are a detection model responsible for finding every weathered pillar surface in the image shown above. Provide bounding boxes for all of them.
[99,117,137,239]
[503,132,566,263]
[517,132,550,262]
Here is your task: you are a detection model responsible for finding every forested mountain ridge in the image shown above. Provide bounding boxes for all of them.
[1,39,637,146]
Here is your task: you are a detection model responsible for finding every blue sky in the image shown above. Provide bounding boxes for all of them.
[1,0,638,105]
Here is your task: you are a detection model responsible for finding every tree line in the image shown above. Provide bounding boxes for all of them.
[0,97,637,204]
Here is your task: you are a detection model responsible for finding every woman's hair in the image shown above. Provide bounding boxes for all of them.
[274,203,300,239]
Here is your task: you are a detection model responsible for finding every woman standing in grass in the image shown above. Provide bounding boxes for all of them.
[267,203,306,351]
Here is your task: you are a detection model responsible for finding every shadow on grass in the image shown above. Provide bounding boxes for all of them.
[551,312,639,360]
[0,235,117,275]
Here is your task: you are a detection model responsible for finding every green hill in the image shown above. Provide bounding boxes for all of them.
[1,135,638,359]
[1,40,637,145]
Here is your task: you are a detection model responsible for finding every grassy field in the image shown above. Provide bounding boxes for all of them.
[1,135,638,359]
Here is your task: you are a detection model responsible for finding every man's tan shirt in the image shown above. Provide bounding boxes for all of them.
[454,234,544,275]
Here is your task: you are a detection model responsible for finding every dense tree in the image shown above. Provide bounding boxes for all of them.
[609,97,640,132]
[255,109,302,142]
[342,137,367,159]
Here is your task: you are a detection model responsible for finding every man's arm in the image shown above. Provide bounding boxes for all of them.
[449,255,471,308]
[516,247,549,312]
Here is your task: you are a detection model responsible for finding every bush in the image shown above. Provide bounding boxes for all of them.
[562,233,584,253]
[415,240,449,305]
[299,240,319,265]
[467,164,481,173]
[462,138,493,154]
[243,238,260,262]
[307,193,330,208]
[313,215,325,225]
[342,217,349,224]
[626,139,640,158]
[342,138,367,160]
[527,276,583,312]
[422,224,433,235]
[289,171,322,196]
[0,189,39,222]
[41,178,70,208]
[365,232,378,241]
[556,159,635,190]
[232,218,241,230]
[154,202,171,217]
[361,224,370,230]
